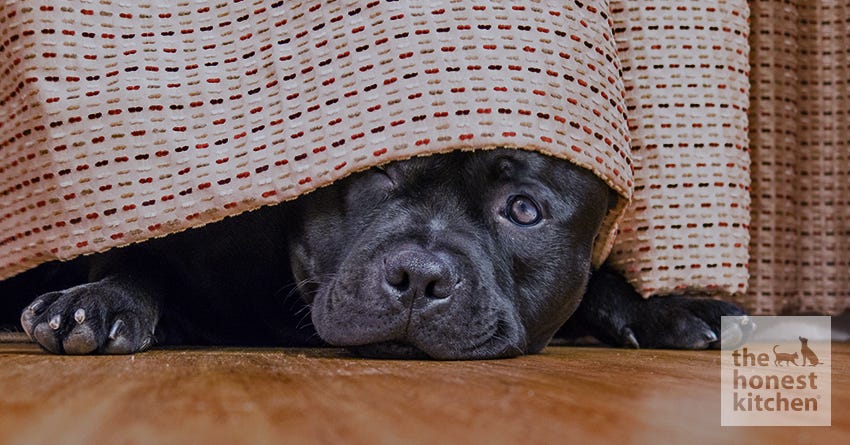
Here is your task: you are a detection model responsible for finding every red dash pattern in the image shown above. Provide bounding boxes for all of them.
[0,0,633,280]
[607,0,751,297]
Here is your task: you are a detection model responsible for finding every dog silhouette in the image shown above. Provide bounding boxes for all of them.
[772,345,799,366]
[799,336,821,366]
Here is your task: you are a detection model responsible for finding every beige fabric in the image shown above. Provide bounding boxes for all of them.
[14,0,841,316]
[607,0,752,297]
[745,0,850,315]
[0,0,632,280]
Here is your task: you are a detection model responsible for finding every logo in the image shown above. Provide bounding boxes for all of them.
[720,316,831,426]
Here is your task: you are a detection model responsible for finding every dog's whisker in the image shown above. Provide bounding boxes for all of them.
[276,273,338,305]
[294,307,314,331]
[293,304,311,318]
[275,279,313,300]
[302,331,323,343]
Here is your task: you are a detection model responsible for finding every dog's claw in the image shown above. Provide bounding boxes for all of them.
[108,319,124,341]
[48,314,61,330]
[621,327,640,349]
[28,300,45,314]
[74,308,86,324]
[21,309,37,340]
[103,319,143,354]
[720,315,757,350]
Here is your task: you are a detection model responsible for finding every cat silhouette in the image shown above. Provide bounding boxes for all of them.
[773,345,798,366]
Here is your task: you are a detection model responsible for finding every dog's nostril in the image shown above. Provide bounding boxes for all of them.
[423,281,439,299]
[386,269,410,292]
[417,275,451,300]
[384,250,453,300]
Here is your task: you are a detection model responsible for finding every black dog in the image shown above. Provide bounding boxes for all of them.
[15,149,746,359]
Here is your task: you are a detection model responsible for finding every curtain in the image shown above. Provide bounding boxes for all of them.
[2,0,848,317]
[608,0,752,299]
[0,1,632,279]
[744,0,850,315]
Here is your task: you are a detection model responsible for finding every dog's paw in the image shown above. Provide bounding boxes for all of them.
[20,278,158,354]
[623,297,748,350]
[565,265,752,350]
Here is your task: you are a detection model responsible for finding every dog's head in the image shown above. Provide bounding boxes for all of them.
[288,149,616,359]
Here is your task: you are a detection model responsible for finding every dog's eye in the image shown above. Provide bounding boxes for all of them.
[370,165,395,187]
[506,195,541,226]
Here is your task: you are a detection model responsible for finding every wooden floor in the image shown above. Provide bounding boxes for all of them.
[0,338,847,445]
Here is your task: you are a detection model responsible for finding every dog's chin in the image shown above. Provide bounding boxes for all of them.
[313,302,529,360]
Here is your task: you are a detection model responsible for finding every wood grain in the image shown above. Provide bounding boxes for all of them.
[0,342,847,445]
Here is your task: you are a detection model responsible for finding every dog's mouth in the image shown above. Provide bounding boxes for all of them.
[308,241,530,360]
[349,341,430,360]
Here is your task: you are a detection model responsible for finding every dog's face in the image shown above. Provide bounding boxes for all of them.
[288,149,615,359]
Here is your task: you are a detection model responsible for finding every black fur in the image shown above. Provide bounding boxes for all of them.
[557,265,746,349]
[9,149,747,359]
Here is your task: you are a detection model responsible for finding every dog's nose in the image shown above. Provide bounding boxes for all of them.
[384,249,454,300]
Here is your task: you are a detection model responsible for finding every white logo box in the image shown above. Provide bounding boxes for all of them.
[721,316,832,426]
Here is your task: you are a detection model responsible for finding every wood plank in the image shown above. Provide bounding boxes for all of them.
[0,342,846,445]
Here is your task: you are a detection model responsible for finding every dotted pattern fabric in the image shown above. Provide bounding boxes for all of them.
[745,0,850,315]
[607,0,752,297]
[0,0,633,280]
